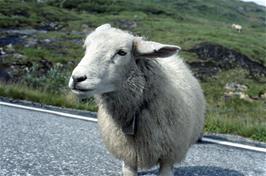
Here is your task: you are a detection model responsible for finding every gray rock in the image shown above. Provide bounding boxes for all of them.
[81,24,93,34]
[113,20,137,30]
[6,44,15,52]
[39,22,64,31]
[0,48,6,55]
[225,82,248,92]
[13,53,26,60]
[4,29,46,35]
[25,38,38,47]
[259,92,266,100]
[224,82,253,102]
[0,69,11,83]
[43,39,52,43]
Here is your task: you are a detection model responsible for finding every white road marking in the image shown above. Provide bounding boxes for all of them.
[201,137,266,153]
[1,101,266,153]
[0,101,97,122]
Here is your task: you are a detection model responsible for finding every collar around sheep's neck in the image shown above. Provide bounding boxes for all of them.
[122,113,137,135]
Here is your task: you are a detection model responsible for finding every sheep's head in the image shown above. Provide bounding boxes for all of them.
[69,24,180,97]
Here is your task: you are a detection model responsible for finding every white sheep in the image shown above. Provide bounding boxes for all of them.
[231,24,242,32]
[69,24,205,176]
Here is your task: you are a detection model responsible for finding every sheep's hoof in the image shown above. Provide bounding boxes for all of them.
[159,163,174,176]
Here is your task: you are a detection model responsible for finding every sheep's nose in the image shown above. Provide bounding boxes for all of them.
[72,75,87,83]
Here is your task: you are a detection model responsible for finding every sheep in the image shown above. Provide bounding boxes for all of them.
[69,24,206,176]
[231,24,242,32]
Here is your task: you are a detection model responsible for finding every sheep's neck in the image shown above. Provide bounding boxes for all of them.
[97,79,145,135]
[96,59,160,135]
[97,64,147,135]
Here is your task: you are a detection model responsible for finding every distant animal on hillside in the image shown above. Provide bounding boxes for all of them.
[69,24,206,176]
[231,24,242,32]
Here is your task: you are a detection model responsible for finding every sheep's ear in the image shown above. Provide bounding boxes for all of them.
[96,24,111,31]
[133,38,181,58]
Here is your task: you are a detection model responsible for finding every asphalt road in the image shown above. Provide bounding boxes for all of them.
[0,105,265,176]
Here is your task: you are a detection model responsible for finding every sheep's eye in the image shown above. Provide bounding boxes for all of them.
[117,49,127,56]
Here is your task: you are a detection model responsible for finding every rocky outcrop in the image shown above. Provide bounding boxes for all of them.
[187,42,266,80]
[224,82,253,102]
[113,20,137,30]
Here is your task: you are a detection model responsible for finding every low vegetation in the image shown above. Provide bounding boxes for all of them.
[0,0,265,142]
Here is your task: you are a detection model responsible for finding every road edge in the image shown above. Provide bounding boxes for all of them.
[1,97,265,153]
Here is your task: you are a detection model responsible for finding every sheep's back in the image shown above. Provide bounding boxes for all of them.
[157,56,205,143]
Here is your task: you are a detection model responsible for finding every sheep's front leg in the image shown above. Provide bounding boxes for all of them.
[122,162,137,176]
[159,162,174,176]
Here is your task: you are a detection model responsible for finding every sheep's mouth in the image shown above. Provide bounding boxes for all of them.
[71,88,94,93]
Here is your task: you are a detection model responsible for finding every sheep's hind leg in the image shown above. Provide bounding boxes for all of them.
[159,161,174,176]
[122,162,137,176]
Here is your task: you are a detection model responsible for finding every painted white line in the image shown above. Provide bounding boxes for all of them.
[201,137,266,153]
[1,101,266,153]
[0,101,97,123]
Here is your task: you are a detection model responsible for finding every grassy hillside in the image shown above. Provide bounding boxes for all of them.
[0,0,265,141]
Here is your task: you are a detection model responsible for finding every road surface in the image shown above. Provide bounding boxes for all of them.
[0,104,265,176]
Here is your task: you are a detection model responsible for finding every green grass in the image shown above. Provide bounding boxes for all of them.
[205,110,266,141]
[0,0,79,28]
[0,84,97,112]
[0,0,266,142]
[1,0,265,62]
[202,68,266,142]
